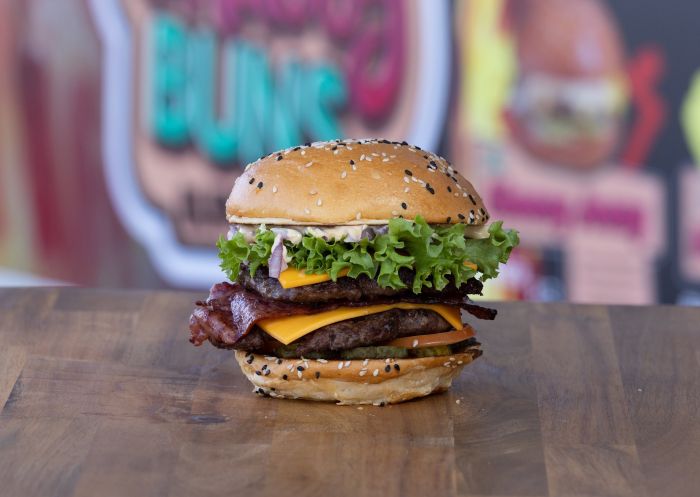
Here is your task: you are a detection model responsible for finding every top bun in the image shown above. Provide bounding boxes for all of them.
[226,139,489,226]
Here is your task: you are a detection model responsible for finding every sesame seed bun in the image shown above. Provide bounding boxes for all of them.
[234,346,482,405]
[226,139,489,226]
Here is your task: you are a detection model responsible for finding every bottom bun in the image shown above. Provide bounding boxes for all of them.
[234,347,482,405]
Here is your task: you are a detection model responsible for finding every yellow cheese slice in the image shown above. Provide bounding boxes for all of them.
[257,303,463,345]
[278,267,349,289]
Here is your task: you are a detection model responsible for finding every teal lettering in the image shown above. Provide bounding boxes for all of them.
[305,65,347,140]
[151,14,189,147]
[148,15,348,165]
[186,28,239,165]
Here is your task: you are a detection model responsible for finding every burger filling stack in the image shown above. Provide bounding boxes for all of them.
[190,139,519,405]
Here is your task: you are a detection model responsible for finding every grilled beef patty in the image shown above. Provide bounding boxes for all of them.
[238,267,483,304]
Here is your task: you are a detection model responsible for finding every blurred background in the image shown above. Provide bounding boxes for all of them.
[1,0,699,305]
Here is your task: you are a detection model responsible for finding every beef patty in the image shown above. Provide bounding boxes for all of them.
[238,267,483,304]
[209,308,453,356]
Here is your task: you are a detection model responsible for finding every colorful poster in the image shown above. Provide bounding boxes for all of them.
[89,0,453,287]
[452,0,666,303]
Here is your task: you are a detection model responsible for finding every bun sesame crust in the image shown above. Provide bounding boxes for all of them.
[226,139,489,226]
[234,346,482,405]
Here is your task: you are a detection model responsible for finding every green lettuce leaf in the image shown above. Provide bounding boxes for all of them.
[217,216,520,293]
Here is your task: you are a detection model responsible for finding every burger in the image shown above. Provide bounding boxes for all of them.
[504,0,628,169]
[189,139,519,405]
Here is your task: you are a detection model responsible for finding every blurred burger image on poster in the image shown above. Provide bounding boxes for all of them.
[453,0,665,303]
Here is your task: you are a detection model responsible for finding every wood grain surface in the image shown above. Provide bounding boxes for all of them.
[1,287,699,497]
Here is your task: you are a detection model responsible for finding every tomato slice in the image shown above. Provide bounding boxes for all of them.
[386,325,476,349]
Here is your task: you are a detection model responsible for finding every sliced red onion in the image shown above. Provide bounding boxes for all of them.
[267,234,288,279]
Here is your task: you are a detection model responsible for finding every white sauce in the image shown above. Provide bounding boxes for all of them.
[228,222,491,243]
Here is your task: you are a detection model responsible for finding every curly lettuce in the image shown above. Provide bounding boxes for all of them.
[217,216,519,294]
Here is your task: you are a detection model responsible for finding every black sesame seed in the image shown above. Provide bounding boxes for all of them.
[248,178,255,185]
[261,364,267,371]
[468,194,477,205]
[282,374,288,380]
[304,142,311,146]
[415,145,422,150]
[479,207,486,215]
[384,365,391,372]
[426,184,435,194]
[276,358,282,365]
[401,140,408,145]
[297,366,304,372]
[423,154,429,159]
[246,356,254,364]
[293,146,301,151]
[264,369,271,376]
[257,181,263,189]
[255,370,262,376]
[458,213,465,220]
[379,402,386,407]
[349,159,355,165]
[404,169,412,176]
[401,202,407,210]
[315,371,321,379]
[446,216,451,223]
[276,155,283,161]
[394,364,400,371]
[331,145,338,150]
[451,176,458,183]
[447,186,452,193]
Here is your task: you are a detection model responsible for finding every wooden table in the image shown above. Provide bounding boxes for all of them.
[1,287,699,497]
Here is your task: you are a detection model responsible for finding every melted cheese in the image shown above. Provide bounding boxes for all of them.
[278,268,349,289]
[257,303,463,345]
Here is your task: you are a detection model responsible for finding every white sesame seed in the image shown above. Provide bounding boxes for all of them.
[346,146,352,150]
[462,192,468,197]
[382,158,390,162]
[287,364,294,371]
[300,150,306,155]
[365,157,372,161]
[443,362,451,367]
[309,189,317,195]
[341,171,347,179]
[411,177,418,183]
[362,358,369,366]
[356,212,361,220]
[408,148,416,152]
[359,370,367,376]
[456,399,461,404]
[392,210,398,216]
[428,168,435,172]
[317,198,322,206]
[412,339,419,348]
[449,357,456,361]
[344,361,351,367]
[403,176,410,183]
[390,155,396,159]
[305,161,313,167]
[372,152,380,157]
[297,370,303,378]
[351,163,357,171]
[385,358,391,363]
[272,185,278,193]
[338,362,343,369]
[333,149,339,155]
[360,154,366,161]
[457,360,464,365]
[372,369,379,377]
[304,208,310,214]
[454,192,460,197]
[404,187,410,193]
[317,358,328,363]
